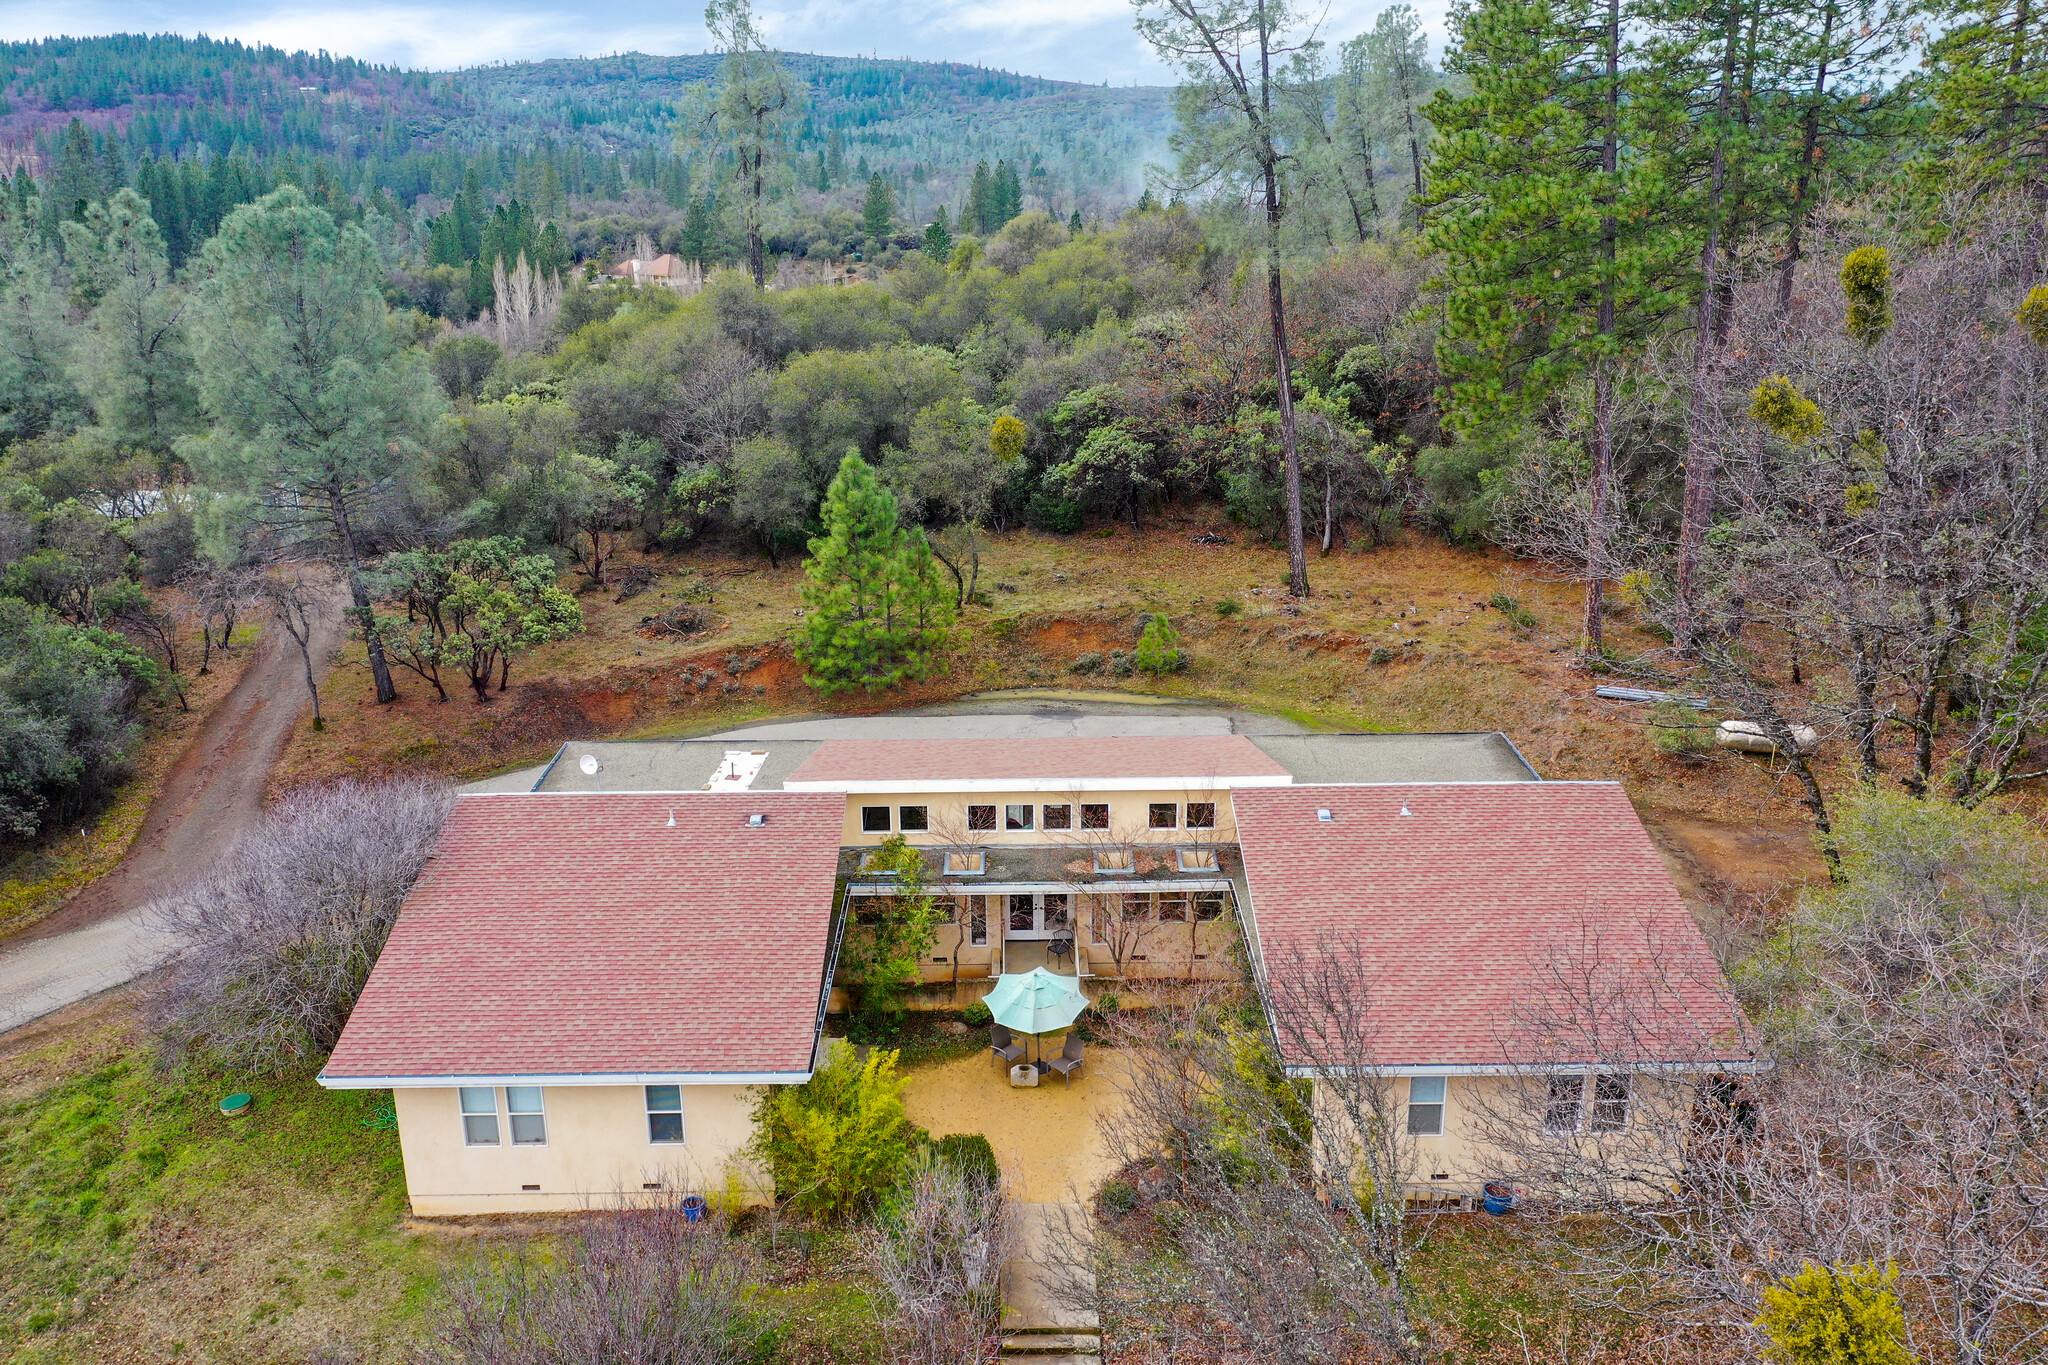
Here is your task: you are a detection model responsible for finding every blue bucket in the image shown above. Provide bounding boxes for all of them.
[681,1195,707,1222]
[1482,1182,1516,1216]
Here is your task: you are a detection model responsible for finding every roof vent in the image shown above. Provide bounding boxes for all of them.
[747,812,768,828]
[666,809,676,828]
[1399,805,1413,817]
[1316,808,1333,822]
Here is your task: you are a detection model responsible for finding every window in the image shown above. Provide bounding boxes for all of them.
[944,851,985,876]
[1544,1075,1584,1134]
[1155,892,1189,923]
[646,1085,685,1143]
[1094,847,1134,875]
[852,893,890,924]
[1148,802,1178,829]
[1042,803,1073,830]
[935,896,960,923]
[1043,893,1069,931]
[459,1087,500,1146]
[1081,803,1110,830]
[507,1086,547,1145]
[1005,803,1034,831]
[968,804,997,831]
[1186,801,1217,829]
[967,895,988,946]
[1590,1074,1630,1133]
[1122,893,1152,922]
[898,805,929,832]
[1009,894,1036,933]
[1177,847,1219,872]
[1193,890,1228,921]
[1407,1076,1446,1136]
[861,806,891,833]
[1087,896,1112,945]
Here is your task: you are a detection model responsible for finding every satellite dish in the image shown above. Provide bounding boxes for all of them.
[579,753,600,776]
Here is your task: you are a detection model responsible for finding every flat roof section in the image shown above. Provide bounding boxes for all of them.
[1244,733,1538,784]
[531,739,824,793]
[785,736,1292,789]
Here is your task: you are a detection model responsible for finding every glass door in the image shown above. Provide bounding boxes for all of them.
[1004,892,1070,940]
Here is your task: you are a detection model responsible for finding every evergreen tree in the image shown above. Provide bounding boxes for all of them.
[862,172,895,241]
[1069,209,1084,233]
[180,186,444,705]
[69,188,199,464]
[0,192,83,444]
[703,0,797,286]
[682,193,716,262]
[1924,0,2048,267]
[922,205,954,258]
[965,160,992,234]
[798,451,956,694]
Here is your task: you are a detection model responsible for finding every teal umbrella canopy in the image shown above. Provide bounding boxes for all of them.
[984,968,1088,1037]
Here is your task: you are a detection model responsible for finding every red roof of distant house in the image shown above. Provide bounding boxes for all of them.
[320,793,845,1085]
[1231,783,1751,1070]
[784,736,1291,787]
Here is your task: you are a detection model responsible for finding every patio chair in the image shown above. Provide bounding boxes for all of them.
[1047,1034,1085,1087]
[1047,934,1076,972]
[990,1023,1026,1068]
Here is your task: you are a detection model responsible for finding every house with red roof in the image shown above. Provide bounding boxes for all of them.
[320,725,1750,1215]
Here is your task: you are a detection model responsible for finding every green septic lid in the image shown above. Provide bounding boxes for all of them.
[220,1092,253,1116]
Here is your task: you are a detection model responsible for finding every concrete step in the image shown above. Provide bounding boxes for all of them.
[1001,1332,1101,1356]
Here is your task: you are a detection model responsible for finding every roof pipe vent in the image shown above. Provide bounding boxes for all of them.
[1316,808,1334,822]
[747,812,768,828]
[1399,805,1413,817]
[666,809,676,828]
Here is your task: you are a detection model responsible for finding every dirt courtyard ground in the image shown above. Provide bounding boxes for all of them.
[902,1044,1128,1203]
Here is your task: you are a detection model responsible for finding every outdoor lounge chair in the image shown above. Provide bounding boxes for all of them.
[990,1023,1026,1067]
[1047,1034,1085,1087]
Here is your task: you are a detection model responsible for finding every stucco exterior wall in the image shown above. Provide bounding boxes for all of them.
[394,1083,767,1216]
[835,788,1238,847]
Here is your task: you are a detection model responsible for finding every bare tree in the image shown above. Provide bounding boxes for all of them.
[1091,954,1434,1364]
[872,1149,1015,1365]
[147,779,453,1073]
[263,568,332,729]
[177,561,261,675]
[430,1196,762,1365]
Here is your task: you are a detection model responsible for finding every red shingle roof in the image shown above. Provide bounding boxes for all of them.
[784,736,1290,785]
[321,793,845,1083]
[1231,783,1751,1070]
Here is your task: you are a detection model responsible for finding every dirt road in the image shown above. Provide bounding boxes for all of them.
[0,583,347,1035]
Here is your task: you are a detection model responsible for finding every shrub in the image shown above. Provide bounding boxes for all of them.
[1214,598,1242,617]
[1135,613,1183,675]
[874,1147,1013,1365]
[750,1041,914,1222]
[1841,246,1892,345]
[1099,1179,1138,1214]
[147,779,453,1073]
[1751,375,1826,445]
[1488,593,1538,631]
[836,834,943,1022]
[930,1133,1001,1189]
[1068,651,1103,674]
[962,999,993,1027]
[1648,701,1715,759]
[1757,1261,1915,1365]
[433,1194,765,1365]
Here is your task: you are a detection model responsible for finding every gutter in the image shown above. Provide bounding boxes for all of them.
[530,741,570,792]
[318,1069,815,1089]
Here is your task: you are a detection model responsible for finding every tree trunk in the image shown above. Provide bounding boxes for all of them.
[747,147,767,288]
[1677,24,1738,648]
[329,489,397,703]
[1584,0,1619,657]
[1776,4,1834,313]
[1321,469,1336,555]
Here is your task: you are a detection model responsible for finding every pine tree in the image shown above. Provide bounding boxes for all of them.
[798,451,956,694]
[965,160,992,233]
[705,0,797,285]
[862,172,895,242]
[922,205,954,258]
[1069,209,1084,233]
[1924,0,2048,278]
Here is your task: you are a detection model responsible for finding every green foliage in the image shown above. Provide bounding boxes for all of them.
[961,999,993,1027]
[838,834,944,1021]
[1214,598,1242,617]
[926,1132,1000,1189]
[1135,612,1183,675]
[1489,593,1538,631]
[921,207,955,260]
[1841,247,1893,345]
[1751,375,1827,445]
[989,413,1027,464]
[749,1040,914,1222]
[373,537,582,702]
[2018,284,2048,347]
[1758,1262,1916,1365]
[797,452,956,694]
[0,597,154,841]
[1648,700,1713,758]
[861,173,895,242]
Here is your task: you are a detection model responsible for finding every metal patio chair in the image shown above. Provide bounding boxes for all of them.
[1047,1033,1085,1087]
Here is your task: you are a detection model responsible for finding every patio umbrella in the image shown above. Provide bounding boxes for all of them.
[983,968,1088,1068]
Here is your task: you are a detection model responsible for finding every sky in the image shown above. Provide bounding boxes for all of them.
[3,0,1450,85]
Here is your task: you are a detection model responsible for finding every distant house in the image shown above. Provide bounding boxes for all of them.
[321,728,1751,1215]
[602,254,705,291]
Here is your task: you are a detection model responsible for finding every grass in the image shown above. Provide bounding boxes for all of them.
[0,997,434,1363]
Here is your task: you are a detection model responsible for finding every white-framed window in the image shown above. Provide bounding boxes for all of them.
[1004,803,1034,831]
[1042,803,1073,830]
[1081,803,1110,830]
[1186,801,1217,829]
[899,805,929,831]
[459,1086,500,1146]
[966,894,988,946]
[1148,802,1179,829]
[967,804,996,831]
[507,1086,548,1145]
[1544,1075,1584,1134]
[646,1085,685,1143]
[1193,890,1228,921]
[1590,1074,1630,1133]
[1406,1076,1446,1136]
[861,805,891,832]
